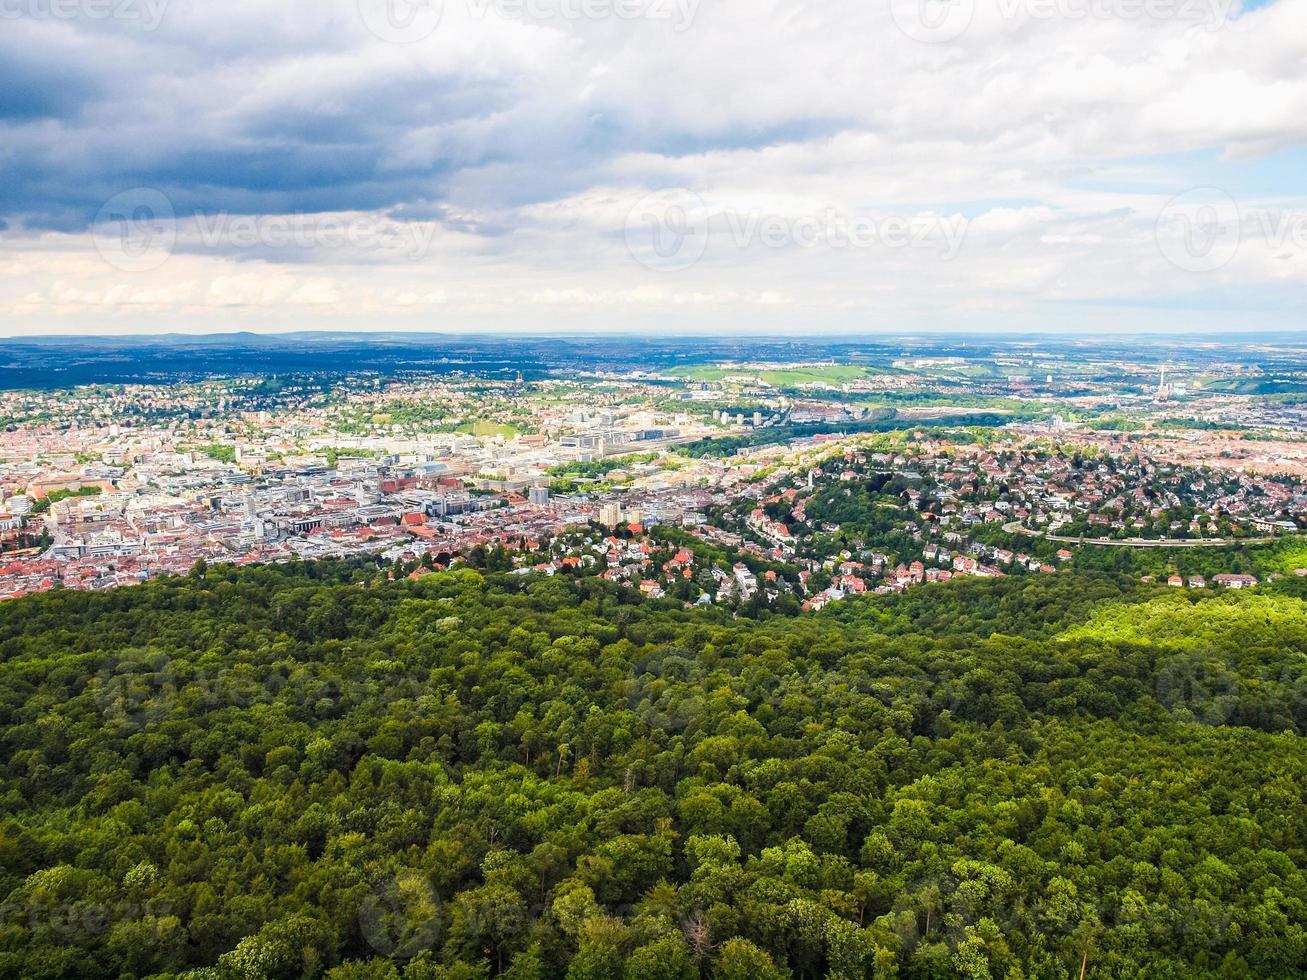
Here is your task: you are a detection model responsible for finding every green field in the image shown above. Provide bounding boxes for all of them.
[670,364,873,386]
[455,421,521,438]
[1059,589,1307,650]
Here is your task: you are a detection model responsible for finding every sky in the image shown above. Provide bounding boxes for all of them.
[0,0,1304,337]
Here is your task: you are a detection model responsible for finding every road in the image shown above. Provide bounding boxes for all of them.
[1000,521,1286,549]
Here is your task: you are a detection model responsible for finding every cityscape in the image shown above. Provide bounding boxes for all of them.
[3,332,1306,979]
[4,0,1307,973]
[1,335,1303,605]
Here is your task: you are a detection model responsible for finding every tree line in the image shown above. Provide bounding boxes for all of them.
[0,563,1304,978]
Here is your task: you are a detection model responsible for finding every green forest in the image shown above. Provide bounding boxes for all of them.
[1,562,1306,979]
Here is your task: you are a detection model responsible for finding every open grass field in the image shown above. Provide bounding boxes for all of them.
[455,421,521,438]
[669,364,873,386]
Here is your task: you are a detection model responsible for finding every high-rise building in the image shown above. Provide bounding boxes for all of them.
[598,502,623,527]
[529,486,550,507]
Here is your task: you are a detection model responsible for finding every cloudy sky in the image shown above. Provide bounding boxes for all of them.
[1,0,1304,336]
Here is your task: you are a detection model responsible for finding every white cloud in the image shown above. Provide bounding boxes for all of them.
[1,0,1304,334]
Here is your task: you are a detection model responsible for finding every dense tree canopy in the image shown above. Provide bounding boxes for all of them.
[0,563,1305,978]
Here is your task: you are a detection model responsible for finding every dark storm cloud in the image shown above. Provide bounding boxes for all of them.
[0,48,97,120]
[0,0,807,236]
